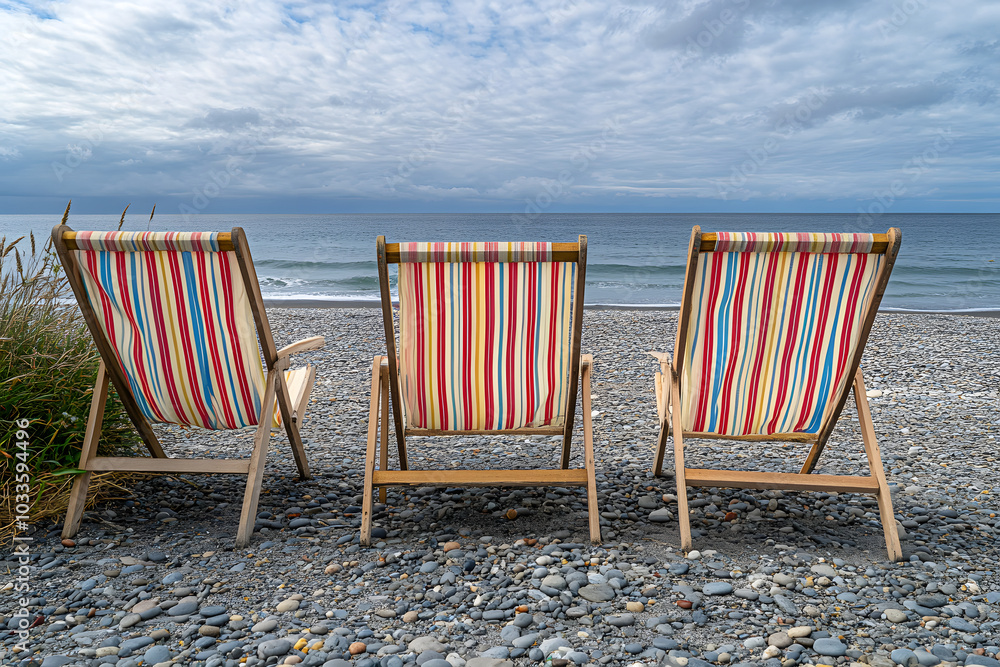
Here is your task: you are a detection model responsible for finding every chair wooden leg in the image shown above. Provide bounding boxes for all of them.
[653,424,669,477]
[277,370,311,480]
[560,430,573,470]
[581,356,601,545]
[236,369,278,548]
[670,368,692,553]
[295,365,316,418]
[63,361,109,539]
[853,370,903,562]
[62,472,93,539]
[379,368,389,504]
[361,356,383,547]
[382,359,408,471]
[652,367,672,476]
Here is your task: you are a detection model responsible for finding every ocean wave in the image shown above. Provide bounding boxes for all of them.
[254,259,376,271]
[258,275,381,290]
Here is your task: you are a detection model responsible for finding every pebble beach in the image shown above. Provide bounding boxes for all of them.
[3,308,999,667]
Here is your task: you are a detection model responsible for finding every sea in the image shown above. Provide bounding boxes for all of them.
[2,213,998,313]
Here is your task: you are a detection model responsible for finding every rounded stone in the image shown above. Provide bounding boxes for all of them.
[813,638,847,657]
[276,599,300,613]
[885,609,908,623]
[703,582,734,596]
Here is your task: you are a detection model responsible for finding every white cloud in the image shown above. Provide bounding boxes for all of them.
[0,0,997,212]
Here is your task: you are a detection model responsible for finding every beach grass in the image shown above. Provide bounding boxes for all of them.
[0,207,140,539]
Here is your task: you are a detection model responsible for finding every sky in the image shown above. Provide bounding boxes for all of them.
[1,0,998,215]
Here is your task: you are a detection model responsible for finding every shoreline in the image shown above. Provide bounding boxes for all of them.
[262,298,1000,317]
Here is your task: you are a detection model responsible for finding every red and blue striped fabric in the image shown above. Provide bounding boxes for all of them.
[714,232,875,254]
[73,231,222,253]
[396,242,575,431]
[397,242,553,264]
[681,232,882,436]
[72,231,267,430]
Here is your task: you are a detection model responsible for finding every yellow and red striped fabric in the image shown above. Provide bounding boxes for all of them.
[72,231,268,430]
[681,232,882,436]
[72,231,223,253]
[398,242,554,264]
[396,242,576,431]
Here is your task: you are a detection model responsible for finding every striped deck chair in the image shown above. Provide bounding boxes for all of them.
[362,236,599,545]
[651,226,903,561]
[52,225,325,547]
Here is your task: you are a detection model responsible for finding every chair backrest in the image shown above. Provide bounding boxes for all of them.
[53,228,275,430]
[676,229,900,438]
[378,239,586,432]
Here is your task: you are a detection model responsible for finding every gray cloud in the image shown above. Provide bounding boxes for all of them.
[0,0,997,212]
[766,83,956,128]
[185,108,264,131]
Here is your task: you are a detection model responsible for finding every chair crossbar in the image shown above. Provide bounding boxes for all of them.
[372,469,588,488]
[684,468,880,493]
[84,457,251,475]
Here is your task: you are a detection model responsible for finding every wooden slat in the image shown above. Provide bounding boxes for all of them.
[376,237,407,468]
[276,336,325,358]
[682,431,818,443]
[276,365,309,480]
[62,361,110,539]
[232,227,278,368]
[561,234,587,468]
[652,367,670,476]
[699,232,889,253]
[405,427,564,436]
[236,367,278,548]
[384,242,581,263]
[361,355,383,546]
[685,468,880,493]
[372,469,589,487]
[671,368,692,552]
[379,367,389,504]
[86,457,250,474]
[852,370,903,562]
[673,226,702,381]
[581,354,600,544]
[63,231,235,251]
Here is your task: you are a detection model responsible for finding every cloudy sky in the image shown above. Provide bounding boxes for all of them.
[1,0,998,214]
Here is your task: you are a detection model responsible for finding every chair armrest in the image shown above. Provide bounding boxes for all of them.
[647,351,672,373]
[277,336,325,359]
[581,353,593,370]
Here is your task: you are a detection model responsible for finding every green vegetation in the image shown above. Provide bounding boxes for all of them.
[0,205,140,531]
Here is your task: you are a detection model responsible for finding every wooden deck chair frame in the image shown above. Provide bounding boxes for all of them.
[651,226,903,561]
[361,236,600,545]
[52,225,324,547]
